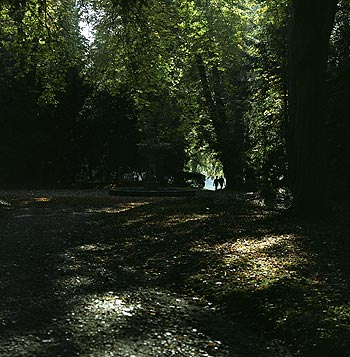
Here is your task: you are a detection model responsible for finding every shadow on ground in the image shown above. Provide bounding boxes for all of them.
[0,190,349,356]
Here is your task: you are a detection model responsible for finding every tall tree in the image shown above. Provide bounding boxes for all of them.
[288,0,338,216]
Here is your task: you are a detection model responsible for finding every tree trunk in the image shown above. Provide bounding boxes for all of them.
[288,0,338,216]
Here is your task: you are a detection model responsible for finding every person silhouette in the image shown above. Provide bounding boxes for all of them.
[213,176,219,191]
[218,176,225,189]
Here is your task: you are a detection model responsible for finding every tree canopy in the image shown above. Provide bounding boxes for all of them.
[1,0,348,214]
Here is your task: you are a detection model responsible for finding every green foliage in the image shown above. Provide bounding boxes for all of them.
[0,1,89,186]
[83,0,251,181]
[0,0,85,104]
[0,0,347,201]
[244,0,288,196]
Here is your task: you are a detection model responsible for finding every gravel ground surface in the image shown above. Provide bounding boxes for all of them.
[0,189,290,357]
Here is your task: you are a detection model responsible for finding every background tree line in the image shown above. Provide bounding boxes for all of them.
[0,0,349,215]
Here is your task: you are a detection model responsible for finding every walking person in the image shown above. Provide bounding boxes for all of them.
[213,176,219,191]
[218,176,225,189]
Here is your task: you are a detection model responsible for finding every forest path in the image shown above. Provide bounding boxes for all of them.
[0,189,296,356]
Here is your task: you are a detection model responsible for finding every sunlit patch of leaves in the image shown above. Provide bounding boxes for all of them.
[214,234,308,292]
[187,228,310,300]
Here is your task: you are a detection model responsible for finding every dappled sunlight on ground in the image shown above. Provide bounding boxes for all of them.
[214,234,309,291]
[0,334,44,356]
[64,289,229,356]
[165,213,213,225]
[124,213,155,226]
[85,294,138,316]
[33,197,52,202]
[75,243,107,252]
[228,234,294,254]
[85,201,149,215]
[1,189,350,356]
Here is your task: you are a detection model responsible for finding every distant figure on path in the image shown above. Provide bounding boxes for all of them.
[219,176,225,189]
[213,176,219,191]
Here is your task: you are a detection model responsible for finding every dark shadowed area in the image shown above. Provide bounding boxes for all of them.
[1,189,350,356]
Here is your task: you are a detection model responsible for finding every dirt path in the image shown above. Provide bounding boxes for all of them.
[0,189,293,356]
